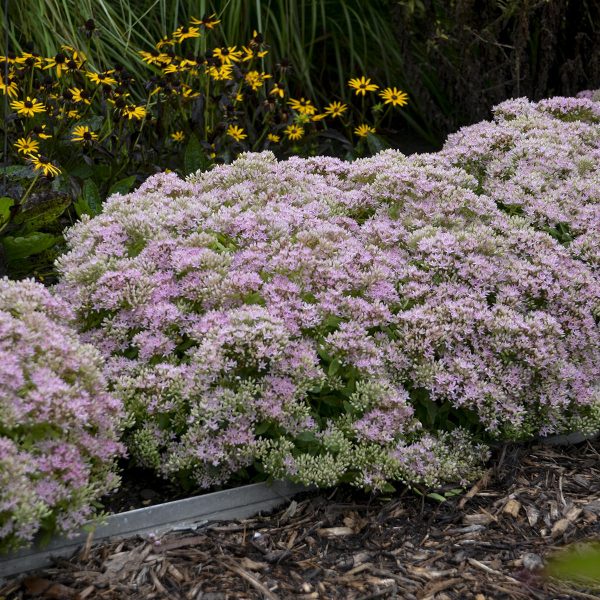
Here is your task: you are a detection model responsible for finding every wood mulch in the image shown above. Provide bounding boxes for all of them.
[2,440,600,600]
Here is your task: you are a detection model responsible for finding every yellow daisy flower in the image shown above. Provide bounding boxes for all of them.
[86,70,117,86]
[284,124,304,140]
[235,92,244,102]
[379,87,409,107]
[288,97,317,116]
[213,46,243,65]
[0,72,18,98]
[348,76,379,96]
[324,101,348,118]
[244,70,271,91]
[155,37,175,50]
[207,64,233,81]
[10,96,46,117]
[170,131,185,142]
[120,105,147,120]
[139,49,171,66]
[71,125,98,143]
[173,26,201,43]
[267,133,280,143]
[14,137,40,155]
[190,14,221,29]
[69,87,91,104]
[16,52,44,68]
[44,52,69,77]
[269,83,285,99]
[32,125,52,139]
[354,124,376,137]
[226,124,247,142]
[29,155,61,177]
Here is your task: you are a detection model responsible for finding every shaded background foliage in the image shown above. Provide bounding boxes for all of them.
[392,0,600,141]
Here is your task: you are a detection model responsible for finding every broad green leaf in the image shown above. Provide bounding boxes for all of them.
[0,196,15,230]
[12,193,71,233]
[83,179,102,215]
[108,175,137,197]
[328,357,341,377]
[184,134,210,175]
[427,492,447,503]
[548,543,600,582]
[2,232,62,261]
[366,132,389,155]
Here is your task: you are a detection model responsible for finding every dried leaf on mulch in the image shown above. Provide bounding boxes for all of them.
[2,441,600,599]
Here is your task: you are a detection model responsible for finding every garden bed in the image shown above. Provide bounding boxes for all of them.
[2,440,599,599]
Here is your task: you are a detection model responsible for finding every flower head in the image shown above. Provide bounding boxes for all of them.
[29,154,61,177]
[86,70,117,86]
[348,76,379,96]
[324,101,348,118]
[170,131,185,142]
[71,125,98,144]
[354,124,376,137]
[213,46,243,65]
[10,96,46,118]
[172,26,201,43]
[284,123,304,140]
[379,87,409,107]
[226,124,247,142]
[288,97,317,116]
[14,137,40,155]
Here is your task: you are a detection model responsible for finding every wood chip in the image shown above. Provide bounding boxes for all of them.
[316,526,354,537]
[503,498,521,518]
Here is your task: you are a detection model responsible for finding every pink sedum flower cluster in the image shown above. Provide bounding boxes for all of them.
[0,278,124,552]
[56,95,600,492]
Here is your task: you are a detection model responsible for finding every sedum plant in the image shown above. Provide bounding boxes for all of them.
[0,278,124,552]
[56,96,600,491]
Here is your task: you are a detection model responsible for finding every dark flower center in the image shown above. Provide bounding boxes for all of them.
[24,100,33,108]
[55,53,66,64]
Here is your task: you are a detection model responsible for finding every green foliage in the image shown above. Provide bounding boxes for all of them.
[547,543,600,589]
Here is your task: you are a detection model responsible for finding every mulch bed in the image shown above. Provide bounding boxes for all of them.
[2,440,600,600]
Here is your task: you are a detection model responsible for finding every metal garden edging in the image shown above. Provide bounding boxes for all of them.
[0,480,308,580]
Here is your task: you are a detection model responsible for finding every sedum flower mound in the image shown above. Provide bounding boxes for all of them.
[441,94,600,271]
[0,278,124,552]
[56,97,600,492]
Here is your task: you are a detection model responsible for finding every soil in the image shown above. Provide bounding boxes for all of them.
[2,440,600,600]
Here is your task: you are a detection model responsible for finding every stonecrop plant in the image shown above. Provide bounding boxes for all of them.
[0,16,407,279]
[56,94,600,493]
[440,94,600,272]
[0,278,124,552]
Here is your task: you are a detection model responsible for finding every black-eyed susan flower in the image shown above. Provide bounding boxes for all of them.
[213,46,242,65]
[139,49,171,66]
[170,131,185,142]
[269,83,285,99]
[354,123,376,137]
[173,26,201,43]
[284,124,304,140]
[16,52,44,68]
[87,70,117,86]
[379,87,409,107]
[190,13,221,29]
[120,104,147,120]
[10,96,46,117]
[155,37,175,50]
[14,136,40,155]
[69,87,92,104]
[288,97,317,116]
[207,64,233,81]
[244,70,271,91]
[29,155,61,177]
[180,84,200,99]
[226,125,247,142]
[235,91,244,102]
[0,52,17,63]
[0,72,18,98]
[32,124,52,139]
[267,133,280,143]
[44,52,68,77]
[71,125,98,143]
[324,101,348,118]
[348,76,379,96]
